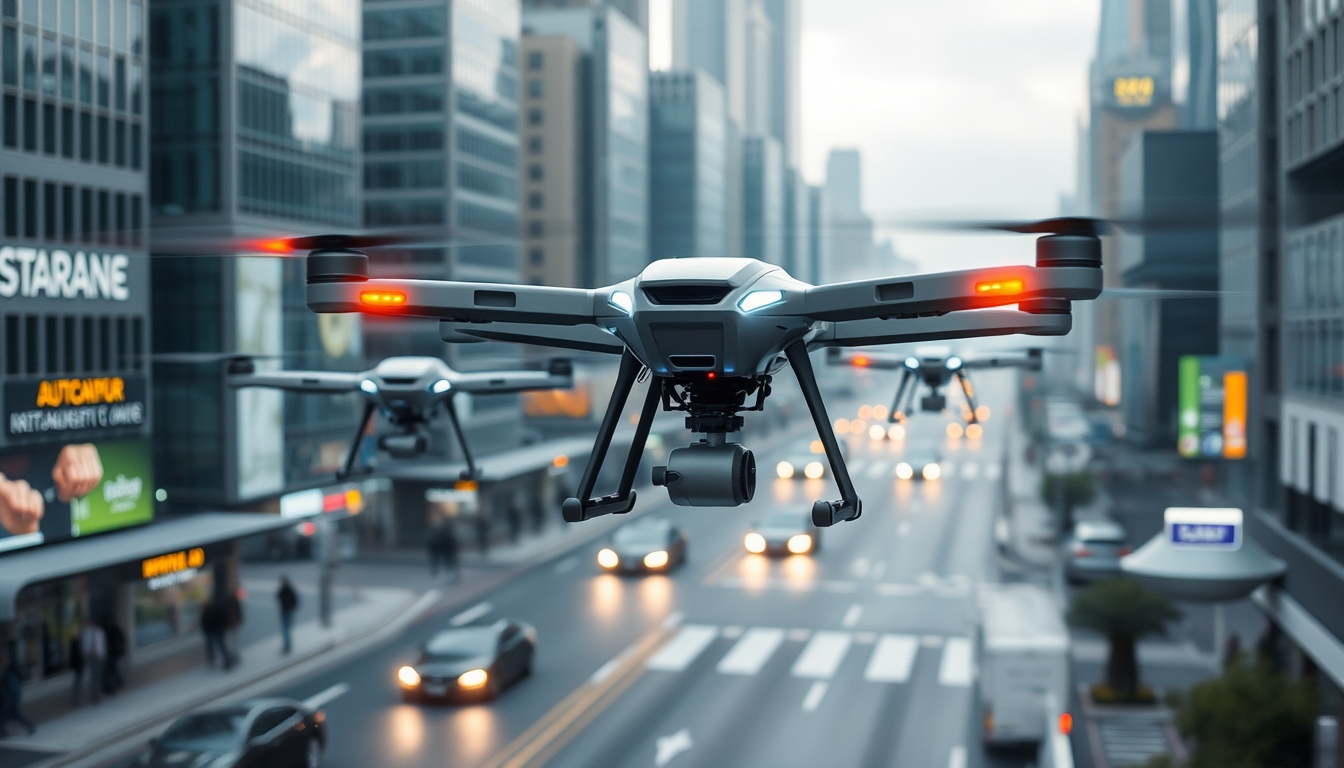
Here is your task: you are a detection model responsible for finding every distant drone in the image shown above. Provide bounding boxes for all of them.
[287,219,1103,527]
[832,345,1044,424]
[227,355,573,481]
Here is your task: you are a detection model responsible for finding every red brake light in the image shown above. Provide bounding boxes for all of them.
[1071,545,1092,557]
[1118,546,1132,556]
[974,278,1024,296]
[360,291,406,307]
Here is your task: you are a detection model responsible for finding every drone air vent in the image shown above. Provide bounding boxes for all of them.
[382,377,417,385]
[641,284,733,305]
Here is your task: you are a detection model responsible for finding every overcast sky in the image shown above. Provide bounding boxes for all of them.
[799,0,1101,273]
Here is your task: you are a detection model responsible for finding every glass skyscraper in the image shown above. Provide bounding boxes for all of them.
[649,70,725,260]
[149,0,364,508]
[741,134,781,265]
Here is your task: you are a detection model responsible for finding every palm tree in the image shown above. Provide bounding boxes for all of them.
[1067,578,1181,700]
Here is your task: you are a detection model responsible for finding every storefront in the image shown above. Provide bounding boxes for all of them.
[0,512,298,685]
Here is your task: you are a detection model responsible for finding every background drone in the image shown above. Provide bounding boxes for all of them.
[226,355,573,482]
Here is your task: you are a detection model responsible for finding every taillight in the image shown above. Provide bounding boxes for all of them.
[1071,545,1092,557]
[1118,546,1132,557]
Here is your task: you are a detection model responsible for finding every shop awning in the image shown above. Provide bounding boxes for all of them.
[387,436,598,483]
[0,512,298,620]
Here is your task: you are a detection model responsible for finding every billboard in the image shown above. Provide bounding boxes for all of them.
[5,376,148,441]
[1178,356,1248,459]
[0,438,155,552]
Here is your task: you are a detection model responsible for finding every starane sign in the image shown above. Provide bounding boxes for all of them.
[0,246,131,301]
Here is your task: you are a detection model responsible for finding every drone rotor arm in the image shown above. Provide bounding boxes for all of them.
[440,321,627,355]
[817,310,1072,348]
[450,369,574,395]
[954,370,981,424]
[225,370,364,393]
[889,369,914,423]
[307,278,602,326]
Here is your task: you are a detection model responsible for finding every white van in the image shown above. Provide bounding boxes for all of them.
[980,584,1071,745]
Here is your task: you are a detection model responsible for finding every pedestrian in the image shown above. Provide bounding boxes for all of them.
[507,504,522,544]
[76,618,105,705]
[276,576,299,655]
[475,514,490,555]
[101,619,125,694]
[440,522,459,582]
[67,633,83,705]
[223,590,243,666]
[427,521,444,577]
[1,650,34,736]
[200,599,230,670]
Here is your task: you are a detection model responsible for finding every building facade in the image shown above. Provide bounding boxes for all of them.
[741,133,780,265]
[519,33,583,286]
[649,69,726,261]
[823,148,874,282]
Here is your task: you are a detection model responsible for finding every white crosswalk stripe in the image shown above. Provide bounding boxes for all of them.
[864,634,919,682]
[938,637,974,686]
[647,625,719,672]
[791,631,852,679]
[717,628,786,675]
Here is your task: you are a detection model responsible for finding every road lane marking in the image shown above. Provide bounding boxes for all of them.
[655,729,693,767]
[921,635,944,647]
[553,557,578,574]
[841,604,863,628]
[482,616,681,768]
[301,682,349,710]
[787,628,811,642]
[938,638,974,686]
[449,601,492,627]
[854,632,877,644]
[948,745,967,768]
[791,631,852,679]
[864,635,919,683]
[721,625,744,639]
[646,625,719,672]
[800,681,828,712]
[717,628,785,675]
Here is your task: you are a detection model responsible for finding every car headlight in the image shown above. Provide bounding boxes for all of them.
[776,461,795,479]
[895,462,914,480]
[804,461,825,479]
[787,534,812,554]
[744,532,767,553]
[458,668,489,689]
[887,424,905,440]
[597,548,619,569]
[868,424,887,440]
[397,665,421,687]
[644,550,669,569]
[923,463,941,481]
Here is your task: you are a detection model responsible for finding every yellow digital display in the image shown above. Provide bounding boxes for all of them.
[142,547,205,579]
[1113,77,1155,108]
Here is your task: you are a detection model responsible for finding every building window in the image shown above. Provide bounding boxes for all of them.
[79,187,91,241]
[527,108,542,126]
[98,316,109,371]
[96,114,107,162]
[527,79,542,98]
[24,315,37,374]
[3,315,17,375]
[41,102,53,153]
[114,118,124,166]
[3,176,17,236]
[98,189,108,243]
[2,94,15,147]
[527,51,542,70]
[116,317,127,370]
[22,178,36,237]
[61,184,73,241]
[528,135,542,153]
[528,220,543,237]
[42,182,55,239]
[60,105,72,156]
[363,7,445,40]
[528,163,543,181]
[529,248,543,265]
[81,316,93,371]
[22,97,34,150]
[63,316,75,372]
[44,316,57,374]
[527,191,543,210]
[78,110,90,159]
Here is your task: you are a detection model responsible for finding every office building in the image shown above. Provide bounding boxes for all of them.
[523,4,648,285]
[149,0,363,508]
[523,0,647,34]
[741,134,781,265]
[520,33,584,286]
[781,167,807,278]
[649,69,727,260]
[1116,130,1220,444]
[804,184,826,284]
[824,148,874,282]
[762,0,799,167]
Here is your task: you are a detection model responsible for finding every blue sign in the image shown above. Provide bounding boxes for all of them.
[1164,507,1243,550]
[1170,523,1238,547]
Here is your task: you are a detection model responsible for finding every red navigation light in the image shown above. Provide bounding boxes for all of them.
[1058,712,1073,735]
[975,278,1024,296]
[254,238,294,254]
[852,355,872,368]
[360,291,407,308]
[707,372,716,379]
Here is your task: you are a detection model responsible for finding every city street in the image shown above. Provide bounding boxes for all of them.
[230,374,1016,768]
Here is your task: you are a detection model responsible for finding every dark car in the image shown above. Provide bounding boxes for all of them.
[398,619,537,702]
[1065,519,1131,583]
[137,697,325,768]
[596,518,688,573]
[895,449,942,481]
[744,510,821,556]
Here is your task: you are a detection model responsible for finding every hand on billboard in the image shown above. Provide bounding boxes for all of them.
[0,474,43,535]
[53,444,103,502]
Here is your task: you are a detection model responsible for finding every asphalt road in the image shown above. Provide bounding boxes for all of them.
[239,373,1021,768]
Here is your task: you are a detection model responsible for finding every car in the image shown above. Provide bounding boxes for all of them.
[744,510,821,556]
[596,518,688,573]
[895,449,942,481]
[398,619,537,703]
[137,697,325,768]
[1065,519,1131,583]
[774,440,844,480]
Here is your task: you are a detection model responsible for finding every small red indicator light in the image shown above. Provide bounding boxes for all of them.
[255,238,294,254]
[1058,712,1073,735]
[975,278,1025,296]
[852,355,871,368]
[707,372,716,379]
[360,291,407,307]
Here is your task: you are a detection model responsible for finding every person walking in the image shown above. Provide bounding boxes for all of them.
[102,619,125,693]
[67,633,83,705]
[440,521,460,582]
[276,577,299,655]
[427,522,445,578]
[200,599,230,670]
[222,590,243,667]
[77,618,105,705]
[1,651,34,736]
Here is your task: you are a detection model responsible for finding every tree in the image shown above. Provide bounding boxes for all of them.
[1173,656,1317,768]
[1040,471,1095,533]
[1067,578,1180,700]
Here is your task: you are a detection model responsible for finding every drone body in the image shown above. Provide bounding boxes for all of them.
[228,355,573,481]
[301,230,1103,527]
[835,345,1044,424]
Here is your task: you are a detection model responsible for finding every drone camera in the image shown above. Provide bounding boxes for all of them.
[547,358,573,377]
[378,433,427,458]
[921,394,946,412]
[652,442,756,507]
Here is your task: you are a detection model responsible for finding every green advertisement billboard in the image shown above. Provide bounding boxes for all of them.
[69,439,155,536]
